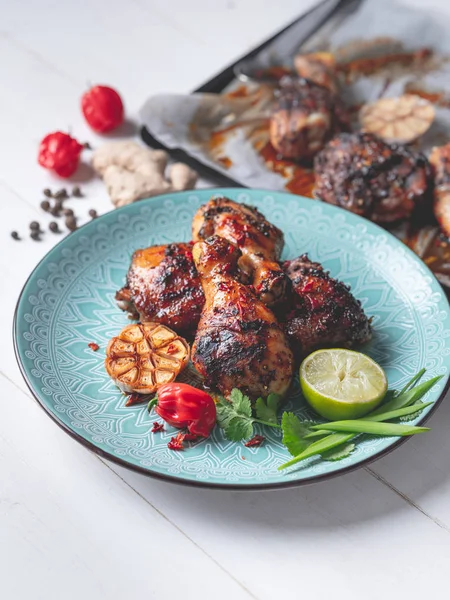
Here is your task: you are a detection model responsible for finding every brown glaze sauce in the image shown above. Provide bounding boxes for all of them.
[405,85,450,108]
[252,66,292,80]
[337,48,433,82]
[259,141,315,197]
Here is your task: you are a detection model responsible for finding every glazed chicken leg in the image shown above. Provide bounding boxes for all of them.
[115,243,204,336]
[192,197,288,306]
[191,235,294,400]
[281,255,372,358]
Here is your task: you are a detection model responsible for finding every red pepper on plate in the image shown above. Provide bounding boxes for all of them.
[148,383,216,438]
[81,85,124,133]
[38,132,84,178]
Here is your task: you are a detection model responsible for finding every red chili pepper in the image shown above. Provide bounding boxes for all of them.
[88,342,99,351]
[38,132,84,178]
[151,421,165,433]
[167,432,186,451]
[81,85,124,133]
[148,383,216,438]
[244,435,265,447]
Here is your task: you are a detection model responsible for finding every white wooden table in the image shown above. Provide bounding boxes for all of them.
[2,1,450,598]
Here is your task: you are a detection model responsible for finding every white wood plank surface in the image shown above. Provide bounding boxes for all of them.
[2,1,450,598]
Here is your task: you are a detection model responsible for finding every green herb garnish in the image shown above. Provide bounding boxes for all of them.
[216,389,281,441]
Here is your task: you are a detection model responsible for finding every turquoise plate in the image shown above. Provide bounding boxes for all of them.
[14,189,450,489]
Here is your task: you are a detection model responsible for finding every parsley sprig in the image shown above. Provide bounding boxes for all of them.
[215,370,442,472]
[216,389,281,442]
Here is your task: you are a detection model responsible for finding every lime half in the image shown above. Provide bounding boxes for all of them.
[300,349,388,421]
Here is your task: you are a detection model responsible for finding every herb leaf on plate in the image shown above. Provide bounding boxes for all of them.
[281,412,312,456]
[255,393,281,424]
[216,389,254,441]
[225,416,254,442]
[321,442,356,461]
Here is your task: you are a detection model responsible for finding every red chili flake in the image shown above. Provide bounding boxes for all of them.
[300,280,314,293]
[241,456,246,460]
[166,343,178,355]
[88,342,99,351]
[244,435,265,448]
[125,393,146,407]
[151,421,165,433]
[183,433,198,441]
[168,432,185,451]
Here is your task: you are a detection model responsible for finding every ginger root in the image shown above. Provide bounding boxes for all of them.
[92,141,198,207]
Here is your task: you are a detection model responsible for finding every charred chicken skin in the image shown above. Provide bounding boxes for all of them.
[429,143,450,237]
[282,255,372,358]
[192,196,288,306]
[115,243,204,336]
[191,235,294,400]
[269,75,349,160]
[314,132,432,224]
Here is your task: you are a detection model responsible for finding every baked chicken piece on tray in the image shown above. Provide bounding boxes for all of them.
[192,196,288,307]
[314,132,433,224]
[269,75,349,161]
[115,242,204,336]
[191,235,294,400]
[430,142,450,238]
[281,255,372,359]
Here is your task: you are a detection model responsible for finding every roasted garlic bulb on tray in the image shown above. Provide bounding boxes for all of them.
[359,94,435,144]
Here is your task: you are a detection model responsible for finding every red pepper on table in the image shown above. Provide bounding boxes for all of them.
[81,85,124,133]
[38,131,84,178]
[148,383,216,438]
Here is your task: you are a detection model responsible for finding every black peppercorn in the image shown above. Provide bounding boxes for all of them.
[54,188,68,200]
[88,209,97,219]
[11,231,20,240]
[30,231,41,241]
[65,215,77,231]
[49,221,60,233]
[40,200,50,212]
[43,188,52,198]
[29,221,40,231]
[63,208,74,217]
[72,186,83,197]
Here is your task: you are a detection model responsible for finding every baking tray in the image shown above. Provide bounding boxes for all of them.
[140,0,353,185]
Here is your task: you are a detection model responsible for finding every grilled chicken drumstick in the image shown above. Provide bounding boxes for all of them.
[191,235,294,400]
[115,243,204,336]
[192,197,288,306]
[282,255,372,358]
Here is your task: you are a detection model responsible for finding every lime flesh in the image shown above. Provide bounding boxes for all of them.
[300,349,388,421]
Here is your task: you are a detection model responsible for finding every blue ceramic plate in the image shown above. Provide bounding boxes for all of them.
[14,189,450,489]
